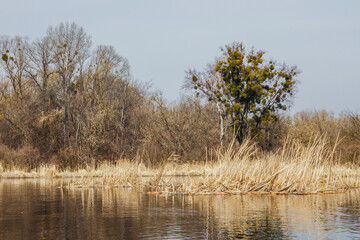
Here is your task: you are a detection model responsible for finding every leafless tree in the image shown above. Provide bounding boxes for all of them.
[46,22,92,148]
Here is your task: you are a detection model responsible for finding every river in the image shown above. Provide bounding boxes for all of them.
[0,179,359,239]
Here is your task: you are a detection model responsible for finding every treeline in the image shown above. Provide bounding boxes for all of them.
[0,23,221,169]
[0,23,359,169]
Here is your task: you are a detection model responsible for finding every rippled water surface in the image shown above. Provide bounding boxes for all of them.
[1,179,360,239]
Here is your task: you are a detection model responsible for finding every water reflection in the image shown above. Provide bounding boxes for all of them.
[0,179,360,239]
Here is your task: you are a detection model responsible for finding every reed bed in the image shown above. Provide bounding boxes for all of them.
[1,137,360,195]
[146,137,360,195]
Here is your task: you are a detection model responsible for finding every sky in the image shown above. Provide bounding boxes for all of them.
[1,0,359,114]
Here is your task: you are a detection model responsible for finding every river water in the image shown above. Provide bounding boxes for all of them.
[1,179,360,239]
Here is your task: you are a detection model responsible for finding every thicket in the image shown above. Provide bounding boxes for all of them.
[0,23,222,169]
[0,23,359,170]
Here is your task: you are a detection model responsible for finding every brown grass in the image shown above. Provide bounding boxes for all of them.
[155,137,360,195]
[1,137,360,195]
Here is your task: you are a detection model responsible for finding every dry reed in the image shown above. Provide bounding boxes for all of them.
[146,137,360,195]
[1,137,360,195]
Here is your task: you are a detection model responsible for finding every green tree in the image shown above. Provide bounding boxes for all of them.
[187,42,299,144]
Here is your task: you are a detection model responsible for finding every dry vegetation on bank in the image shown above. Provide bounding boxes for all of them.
[1,136,360,195]
[146,137,360,195]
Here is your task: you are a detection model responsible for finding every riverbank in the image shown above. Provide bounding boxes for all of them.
[1,138,360,195]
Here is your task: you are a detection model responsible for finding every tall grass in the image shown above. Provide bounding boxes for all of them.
[148,137,360,194]
[1,137,360,195]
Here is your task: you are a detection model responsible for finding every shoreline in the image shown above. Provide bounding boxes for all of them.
[1,166,359,196]
[1,139,360,195]
[0,174,358,196]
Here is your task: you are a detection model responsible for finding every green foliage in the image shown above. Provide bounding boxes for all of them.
[1,53,8,62]
[190,42,299,143]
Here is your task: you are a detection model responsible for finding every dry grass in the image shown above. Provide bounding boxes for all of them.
[146,137,360,195]
[1,137,360,195]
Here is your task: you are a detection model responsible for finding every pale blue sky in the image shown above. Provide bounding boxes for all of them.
[1,0,359,114]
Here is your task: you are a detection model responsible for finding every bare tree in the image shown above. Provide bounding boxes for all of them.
[46,23,92,148]
[0,36,30,98]
[24,36,55,97]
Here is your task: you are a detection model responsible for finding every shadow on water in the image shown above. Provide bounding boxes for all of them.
[1,179,360,239]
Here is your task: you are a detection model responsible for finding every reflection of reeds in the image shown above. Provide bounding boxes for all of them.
[190,189,360,239]
[1,137,360,195]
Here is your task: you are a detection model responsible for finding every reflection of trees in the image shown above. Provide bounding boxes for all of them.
[0,179,65,239]
[0,179,209,239]
[1,180,360,239]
